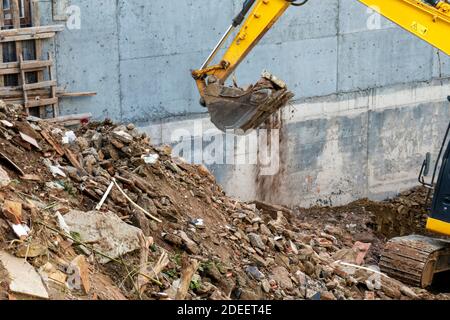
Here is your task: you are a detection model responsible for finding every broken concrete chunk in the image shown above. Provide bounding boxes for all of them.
[246,266,265,280]
[63,210,143,264]
[178,230,200,255]
[112,131,133,144]
[270,266,293,290]
[0,251,49,299]
[248,233,265,250]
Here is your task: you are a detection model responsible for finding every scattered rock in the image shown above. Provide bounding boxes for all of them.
[270,266,293,290]
[248,233,265,250]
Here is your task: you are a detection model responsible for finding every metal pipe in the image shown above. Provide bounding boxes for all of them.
[200,24,235,70]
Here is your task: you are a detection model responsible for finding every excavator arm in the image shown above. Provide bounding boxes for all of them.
[192,0,299,133]
[193,0,450,134]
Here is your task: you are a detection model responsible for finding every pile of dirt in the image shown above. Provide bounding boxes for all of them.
[0,101,448,300]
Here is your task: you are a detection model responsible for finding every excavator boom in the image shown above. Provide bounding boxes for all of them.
[360,0,450,56]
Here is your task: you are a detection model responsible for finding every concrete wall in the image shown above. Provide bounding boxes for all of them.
[40,0,450,207]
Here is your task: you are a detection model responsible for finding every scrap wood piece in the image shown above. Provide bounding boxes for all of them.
[0,151,24,176]
[2,200,22,224]
[63,146,81,169]
[57,91,97,98]
[43,113,92,124]
[90,273,127,300]
[40,129,64,156]
[136,249,169,293]
[68,255,91,294]
[175,257,199,300]
[136,234,155,294]
[21,174,41,181]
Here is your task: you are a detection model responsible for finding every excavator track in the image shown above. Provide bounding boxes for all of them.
[380,235,450,288]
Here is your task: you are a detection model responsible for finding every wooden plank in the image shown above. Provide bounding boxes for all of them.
[40,129,65,156]
[43,113,93,123]
[0,25,65,37]
[11,0,20,28]
[0,0,4,29]
[11,0,22,87]
[26,97,58,108]
[31,0,41,27]
[0,66,50,75]
[0,67,20,75]
[31,1,45,117]
[19,55,28,114]
[58,91,97,98]
[48,52,59,117]
[0,32,56,43]
[23,80,56,90]
[21,59,53,70]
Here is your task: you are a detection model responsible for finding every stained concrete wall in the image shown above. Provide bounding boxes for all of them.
[39,0,450,207]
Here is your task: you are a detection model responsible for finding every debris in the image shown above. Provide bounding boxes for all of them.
[190,218,204,228]
[352,241,371,265]
[112,131,133,144]
[141,153,159,164]
[0,104,445,301]
[2,200,22,225]
[0,120,13,127]
[136,233,153,293]
[63,210,143,264]
[248,233,265,250]
[43,159,66,178]
[9,222,30,240]
[39,262,67,288]
[21,174,41,182]
[0,250,49,299]
[0,151,25,176]
[112,178,162,223]
[55,211,71,236]
[62,131,77,144]
[95,181,114,211]
[68,255,91,294]
[19,132,41,150]
[270,266,293,290]
[246,266,265,281]
[16,243,47,258]
[175,257,199,300]
[40,129,65,156]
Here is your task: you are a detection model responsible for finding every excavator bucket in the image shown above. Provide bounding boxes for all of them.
[202,74,294,134]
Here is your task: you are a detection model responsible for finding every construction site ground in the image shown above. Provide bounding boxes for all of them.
[0,102,449,301]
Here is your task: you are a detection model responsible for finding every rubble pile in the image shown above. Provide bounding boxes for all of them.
[0,101,448,300]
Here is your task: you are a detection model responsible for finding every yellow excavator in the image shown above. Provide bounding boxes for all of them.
[192,0,450,288]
